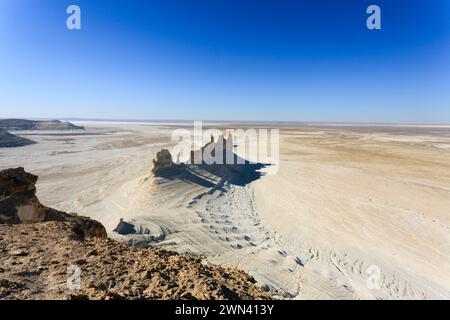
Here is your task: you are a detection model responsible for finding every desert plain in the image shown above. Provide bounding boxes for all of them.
[1,121,449,299]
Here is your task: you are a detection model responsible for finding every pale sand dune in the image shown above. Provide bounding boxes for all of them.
[1,122,449,299]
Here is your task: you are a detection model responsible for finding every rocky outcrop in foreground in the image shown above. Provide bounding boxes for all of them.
[0,119,84,131]
[0,167,106,238]
[0,129,36,148]
[0,168,268,300]
[0,221,268,299]
[0,167,46,224]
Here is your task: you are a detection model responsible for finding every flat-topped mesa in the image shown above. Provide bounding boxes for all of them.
[0,167,106,238]
[0,128,36,148]
[0,119,84,131]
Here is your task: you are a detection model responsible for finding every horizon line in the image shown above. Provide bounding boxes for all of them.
[1,117,450,127]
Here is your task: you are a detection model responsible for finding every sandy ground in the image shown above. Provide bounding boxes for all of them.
[1,121,449,299]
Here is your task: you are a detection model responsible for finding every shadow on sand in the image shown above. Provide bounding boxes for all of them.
[155,151,267,190]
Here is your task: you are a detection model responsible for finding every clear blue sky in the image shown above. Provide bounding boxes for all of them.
[1,0,449,123]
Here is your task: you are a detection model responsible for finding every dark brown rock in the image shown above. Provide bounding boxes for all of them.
[0,167,45,224]
[0,221,270,300]
[0,167,107,238]
[0,167,269,300]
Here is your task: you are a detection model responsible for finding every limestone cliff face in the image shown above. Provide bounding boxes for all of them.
[151,135,265,187]
[0,167,106,238]
[151,149,174,174]
[151,135,231,175]
[0,168,45,223]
